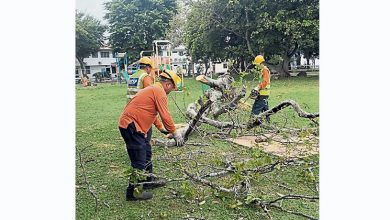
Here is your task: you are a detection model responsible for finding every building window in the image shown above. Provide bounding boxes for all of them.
[179,51,184,56]
[86,66,91,74]
[223,63,228,69]
[101,51,109,58]
[91,52,98,58]
[172,51,177,54]
[183,64,187,69]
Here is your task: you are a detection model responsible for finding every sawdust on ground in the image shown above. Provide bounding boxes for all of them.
[227,134,319,158]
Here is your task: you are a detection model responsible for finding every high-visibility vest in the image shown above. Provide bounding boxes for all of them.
[127,69,148,101]
[258,66,271,96]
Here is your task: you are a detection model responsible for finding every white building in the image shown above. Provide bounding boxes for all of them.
[171,45,189,76]
[193,62,228,77]
[75,46,117,80]
[171,45,228,77]
[290,54,320,69]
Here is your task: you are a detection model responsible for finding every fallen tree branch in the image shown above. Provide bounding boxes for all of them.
[269,204,318,220]
[154,100,213,147]
[259,203,273,220]
[183,170,233,193]
[185,142,211,147]
[204,88,222,102]
[267,194,319,204]
[189,99,318,131]
[184,100,213,139]
[247,100,319,129]
[184,165,318,219]
[251,194,318,220]
[204,88,223,116]
[196,74,234,91]
[261,99,319,119]
[213,86,247,119]
[186,103,245,129]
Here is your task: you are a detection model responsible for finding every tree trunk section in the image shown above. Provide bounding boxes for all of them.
[153,100,213,147]
[76,56,90,86]
[76,56,87,78]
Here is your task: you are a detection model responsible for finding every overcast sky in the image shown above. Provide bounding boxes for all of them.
[76,0,108,24]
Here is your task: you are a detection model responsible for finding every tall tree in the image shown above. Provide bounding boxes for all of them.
[75,11,106,78]
[166,0,191,48]
[184,0,319,77]
[251,0,319,76]
[184,0,229,74]
[104,0,177,62]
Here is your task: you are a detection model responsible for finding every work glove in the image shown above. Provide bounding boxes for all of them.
[249,87,260,99]
[172,132,185,147]
[159,128,170,135]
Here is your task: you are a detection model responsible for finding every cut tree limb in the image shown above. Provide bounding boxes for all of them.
[184,100,212,140]
[183,169,233,193]
[247,100,319,129]
[186,103,245,129]
[196,74,234,91]
[269,204,318,220]
[203,88,222,116]
[213,86,247,119]
[154,100,213,147]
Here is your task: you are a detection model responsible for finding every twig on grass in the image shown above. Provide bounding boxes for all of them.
[76,145,110,211]
[269,204,318,220]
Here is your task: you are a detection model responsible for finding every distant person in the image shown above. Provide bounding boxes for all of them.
[249,55,271,124]
[119,68,126,84]
[118,70,184,201]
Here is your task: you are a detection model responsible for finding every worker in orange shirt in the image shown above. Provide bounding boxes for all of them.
[118,70,183,201]
[250,55,271,123]
[126,56,165,187]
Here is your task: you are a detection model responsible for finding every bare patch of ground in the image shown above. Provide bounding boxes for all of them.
[227,133,319,158]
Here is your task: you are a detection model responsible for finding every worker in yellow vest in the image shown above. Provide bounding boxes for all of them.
[127,57,155,101]
[250,55,271,123]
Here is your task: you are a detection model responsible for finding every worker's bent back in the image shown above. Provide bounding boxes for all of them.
[119,83,176,135]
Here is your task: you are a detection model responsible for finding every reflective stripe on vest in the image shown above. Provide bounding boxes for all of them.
[258,66,271,96]
[127,70,148,97]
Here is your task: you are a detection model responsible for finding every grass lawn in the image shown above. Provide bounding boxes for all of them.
[76,76,319,219]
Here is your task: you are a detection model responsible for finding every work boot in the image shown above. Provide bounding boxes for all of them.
[126,185,153,201]
[142,176,167,190]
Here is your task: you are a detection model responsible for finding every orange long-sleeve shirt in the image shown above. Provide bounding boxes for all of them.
[258,67,270,89]
[119,82,177,135]
[141,74,164,129]
[142,75,153,88]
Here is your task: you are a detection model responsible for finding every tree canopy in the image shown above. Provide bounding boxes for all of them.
[184,0,319,76]
[166,0,192,48]
[104,0,177,62]
[75,11,106,61]
[75,11,106,76]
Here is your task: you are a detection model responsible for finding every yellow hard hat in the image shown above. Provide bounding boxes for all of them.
[160,70,182,90]
[139,57,152,66]
[253,55,265,65]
